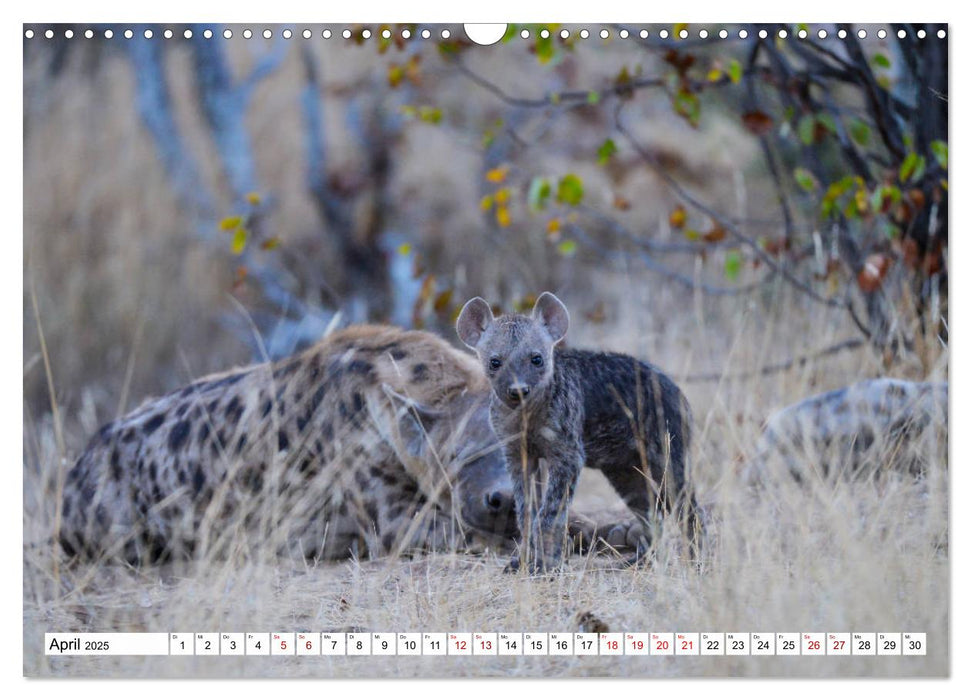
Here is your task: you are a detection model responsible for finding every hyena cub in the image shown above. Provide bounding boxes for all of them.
[457,292,695,572]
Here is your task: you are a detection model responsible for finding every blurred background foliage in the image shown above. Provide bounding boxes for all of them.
[23,23,947,426]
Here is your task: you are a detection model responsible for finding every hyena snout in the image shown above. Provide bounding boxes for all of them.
[484,488,512,514]
[458,457,518,537]
[506,383,531,404]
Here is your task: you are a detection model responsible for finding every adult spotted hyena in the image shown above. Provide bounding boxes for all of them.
[60,325,629,564]
[748,378,948,484]
[59,325,523,563]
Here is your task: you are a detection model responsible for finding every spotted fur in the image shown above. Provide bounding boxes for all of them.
[749,378,948,484]
[59,325,526,563]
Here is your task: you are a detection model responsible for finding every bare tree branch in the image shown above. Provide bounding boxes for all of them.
[566,222,771,296]
[613,102,846,311]
[677,337,866,384]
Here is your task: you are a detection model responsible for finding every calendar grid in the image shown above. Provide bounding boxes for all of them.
[45,632,926,657]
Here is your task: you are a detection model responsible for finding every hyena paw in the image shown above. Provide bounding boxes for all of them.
[570,514,648,554]
[503,553,560,575]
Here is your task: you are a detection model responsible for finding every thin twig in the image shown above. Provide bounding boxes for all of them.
[566,222,770,296]
[613,102,846,310]
[677,337,866,383]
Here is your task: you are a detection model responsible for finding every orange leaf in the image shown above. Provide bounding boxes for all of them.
[433,288,453,313]
[857,254,892,293]
[902,237,920,269]
[741,111,774,136]
[612,194,632,211]
[702,224,727,243]
[669,205,687,229]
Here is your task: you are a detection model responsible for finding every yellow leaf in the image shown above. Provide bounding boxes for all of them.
[546,218,561,234]
[220,216,243,231]
[246,192,262,206]
[486,166,509,184]
[494,187,510,205]
[479,194,494,212]
[496,206,511,228]
[707,68,723,82]
[397,243,413,256]
[260,236,281,251]
[669,205,687,229]
[231,227,248,255]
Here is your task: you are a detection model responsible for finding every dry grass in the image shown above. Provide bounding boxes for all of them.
[23,32,948,678]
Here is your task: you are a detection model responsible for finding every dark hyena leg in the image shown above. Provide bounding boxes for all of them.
[534,448,584,571]
[599,461,662,563]
[601,460,702,565]
[503,447,540,573]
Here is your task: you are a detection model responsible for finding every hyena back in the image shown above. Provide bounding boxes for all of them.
[59,325,519,563]
[457,292,696,571]
[749,378,948,484]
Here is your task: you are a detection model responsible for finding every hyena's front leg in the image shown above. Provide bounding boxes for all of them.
[504,446,540,573]
[534,444,584,571]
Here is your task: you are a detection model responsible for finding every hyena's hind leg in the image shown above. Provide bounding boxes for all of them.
[599,460,702,566]
[566,511,647,556]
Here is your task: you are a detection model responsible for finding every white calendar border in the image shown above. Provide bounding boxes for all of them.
[8,4,967,700]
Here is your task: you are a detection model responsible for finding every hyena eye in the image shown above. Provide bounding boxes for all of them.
[489,357,502,370]
[531,354,543,367]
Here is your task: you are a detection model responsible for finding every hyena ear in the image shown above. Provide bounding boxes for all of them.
[456,297,494,350]
[383,384,444,458]
[532,291,570,343]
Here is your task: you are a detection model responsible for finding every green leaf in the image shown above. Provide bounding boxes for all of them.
[872,53,891,69]
[535,33,555,63]
[557,240,577,257]
[816,113,837,134]
[555,174,584,206]
[527,177,552,212]
[418,106,442,124]
[673,89,700,127]
[597,138,617,165]
[231,227,248,255]
[586,90,600,105]
[931,140,948,169]
[797,115,816,145]
[869,185,901,213]
[793,167,819,192]
[502,24,518,42]
[849,118,871,147]
[899,152,926,183]
[724,250,742,281]
[728,59,742,84]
